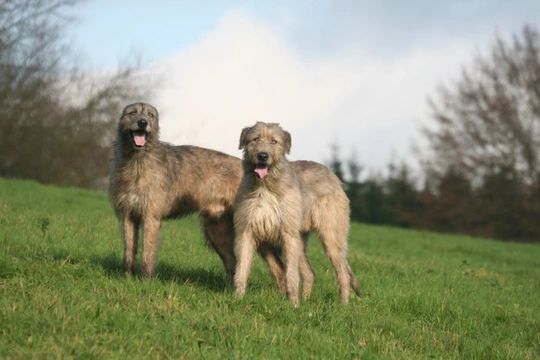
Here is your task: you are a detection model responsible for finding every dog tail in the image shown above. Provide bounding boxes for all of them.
[348,265,362,297]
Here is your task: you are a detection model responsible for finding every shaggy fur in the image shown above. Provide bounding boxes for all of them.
[290,160,362,303]
[234,122,305,306]
[234,122,361,305]
[108,103,285,287]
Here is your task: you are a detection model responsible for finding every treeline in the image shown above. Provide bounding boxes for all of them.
[330,157,540,243]
[331,25,540,243]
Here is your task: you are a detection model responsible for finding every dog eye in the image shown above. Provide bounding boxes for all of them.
[270,139,278,145]
[148,112,155,118]
[252,137,260,143]
[129,110,137,115]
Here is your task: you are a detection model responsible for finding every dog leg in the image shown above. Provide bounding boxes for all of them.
[282,233,301,306]
[299,232,315,300]
[322,240,352,304]
[348,264,362,297]
[199,213,237,285]
[141,217,161,279]
[234,231,256,297]
[122,215,139,276]
[258,243,286,294]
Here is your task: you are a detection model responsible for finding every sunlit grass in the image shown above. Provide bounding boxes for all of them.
[1,178,539,358]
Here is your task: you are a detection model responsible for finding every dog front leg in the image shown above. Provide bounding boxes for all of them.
[234,231,256,297]
[141,217,161,279]
[282,233,301,307]
[122,214,139,276]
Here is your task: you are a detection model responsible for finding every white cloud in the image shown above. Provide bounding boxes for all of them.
[149,9,477,172]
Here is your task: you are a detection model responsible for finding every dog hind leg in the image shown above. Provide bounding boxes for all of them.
[199,213,237,285]
[257,243,286,294]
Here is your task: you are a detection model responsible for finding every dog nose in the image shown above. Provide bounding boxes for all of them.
[257,152,269,162]
[137,119,148,128]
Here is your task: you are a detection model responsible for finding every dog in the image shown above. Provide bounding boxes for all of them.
[108,103,285,288]
[233,122,306,306]
[234,122,361,304]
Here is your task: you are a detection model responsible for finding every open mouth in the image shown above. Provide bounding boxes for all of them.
[131,130,147,147]
[254,164,270,179]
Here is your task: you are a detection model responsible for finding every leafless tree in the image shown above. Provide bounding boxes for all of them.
[0,0,151,189]
[420,25,540,241]
[423,25,540,188]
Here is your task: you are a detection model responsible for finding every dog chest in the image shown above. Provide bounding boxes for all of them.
[244,188,283,241]
[114,183,146,215]
[113,167,168,216]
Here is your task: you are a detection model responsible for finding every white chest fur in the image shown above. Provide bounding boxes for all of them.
[247,187,283,241]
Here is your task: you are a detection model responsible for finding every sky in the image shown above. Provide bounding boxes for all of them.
[71,0,540,176]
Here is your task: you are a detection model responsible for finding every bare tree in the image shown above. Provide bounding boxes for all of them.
[421,25,540,242]
[423,25,540,187]
[0,0,151,189]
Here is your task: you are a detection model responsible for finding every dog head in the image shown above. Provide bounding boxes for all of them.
[238,122,292,179]
[118,103,159,150]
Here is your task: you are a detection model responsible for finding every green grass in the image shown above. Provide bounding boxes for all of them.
[1,178,539,359]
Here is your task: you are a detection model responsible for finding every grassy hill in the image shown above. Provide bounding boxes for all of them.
[1,178,539,359]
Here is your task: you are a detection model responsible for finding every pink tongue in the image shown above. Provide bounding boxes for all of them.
[254,165,269,179]
[134,134,146,147]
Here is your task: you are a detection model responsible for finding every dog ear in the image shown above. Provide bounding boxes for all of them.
[238,126,252,150]
[283,130,292,154]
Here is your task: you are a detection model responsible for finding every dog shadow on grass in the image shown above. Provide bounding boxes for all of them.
[51,250,228,293]
[91,252,229,292]
[156,261,229,292]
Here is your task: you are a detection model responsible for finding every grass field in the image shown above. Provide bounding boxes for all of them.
[1,178,539,359]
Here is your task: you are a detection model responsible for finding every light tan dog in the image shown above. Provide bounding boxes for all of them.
[234,122,305,305]
[234,122,361,305]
